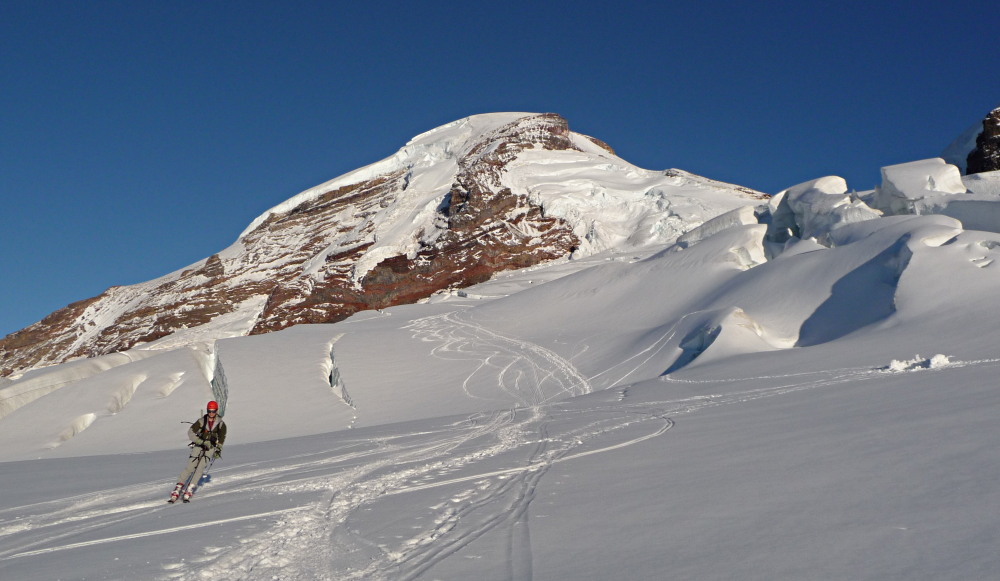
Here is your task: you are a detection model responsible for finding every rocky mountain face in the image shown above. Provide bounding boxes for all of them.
[0,113,762,377]
[967,107,1000,174]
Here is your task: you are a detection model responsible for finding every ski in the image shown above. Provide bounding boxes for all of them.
[167,488,194,503]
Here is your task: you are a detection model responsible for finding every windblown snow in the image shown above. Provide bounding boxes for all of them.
[3,113,1000,580]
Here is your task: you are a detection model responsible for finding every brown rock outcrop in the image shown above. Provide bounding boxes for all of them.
[967,107,1000,174]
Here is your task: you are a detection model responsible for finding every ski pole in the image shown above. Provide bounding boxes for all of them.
[199,456,216,485]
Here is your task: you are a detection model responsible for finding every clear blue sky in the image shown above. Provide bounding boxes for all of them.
[1,1,997,338]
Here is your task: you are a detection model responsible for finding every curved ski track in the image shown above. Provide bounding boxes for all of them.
[404,312,593,406]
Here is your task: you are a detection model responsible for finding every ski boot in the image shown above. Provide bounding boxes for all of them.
[182,485,196,503]
[168,483,184,503]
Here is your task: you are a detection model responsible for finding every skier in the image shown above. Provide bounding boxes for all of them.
[169,400,227,503]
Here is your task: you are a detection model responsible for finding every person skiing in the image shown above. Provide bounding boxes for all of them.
[169,400,227,503]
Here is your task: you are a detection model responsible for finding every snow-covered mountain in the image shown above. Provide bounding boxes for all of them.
[0,113,764,377]
[3,110,1000,580]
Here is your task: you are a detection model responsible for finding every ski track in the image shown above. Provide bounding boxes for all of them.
[4,322,993,579]
[405,312,592,406]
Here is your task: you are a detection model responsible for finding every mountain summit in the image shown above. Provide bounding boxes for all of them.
[0,113,763,376]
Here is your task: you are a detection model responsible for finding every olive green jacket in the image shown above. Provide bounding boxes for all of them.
[188,414,227,452]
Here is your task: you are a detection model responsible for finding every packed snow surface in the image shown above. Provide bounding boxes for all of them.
[4,143,1000,579]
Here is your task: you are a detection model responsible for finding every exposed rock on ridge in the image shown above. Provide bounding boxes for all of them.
[251,114,586,333]
[967,107,1000,174]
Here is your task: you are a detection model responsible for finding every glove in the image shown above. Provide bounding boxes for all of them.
[213,449,222,459]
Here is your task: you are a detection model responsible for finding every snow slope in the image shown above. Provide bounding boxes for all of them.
[3,164,1000,579]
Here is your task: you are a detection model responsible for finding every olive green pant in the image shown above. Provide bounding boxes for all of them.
[176,447,212,491]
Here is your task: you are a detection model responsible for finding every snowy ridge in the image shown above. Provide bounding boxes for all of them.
[238,113,532,240]
[239,112,766,284]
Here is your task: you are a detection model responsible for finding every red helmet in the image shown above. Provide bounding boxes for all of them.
[207,400,219,412]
